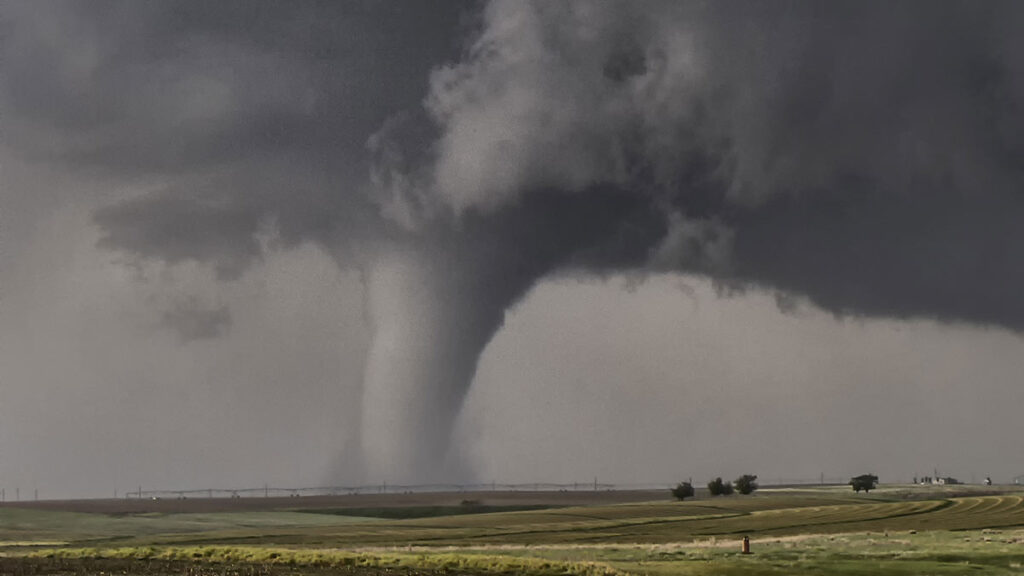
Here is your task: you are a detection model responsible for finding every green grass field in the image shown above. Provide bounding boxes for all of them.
[3,485,1024,574]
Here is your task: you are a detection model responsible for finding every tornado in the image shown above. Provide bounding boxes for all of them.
[357,188,665,482]
[359,248,506,482]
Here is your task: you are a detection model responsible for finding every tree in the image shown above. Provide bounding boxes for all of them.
[734,474,759,495]
[707,477,725,496]
[707,477,733,496]
[850,474,878,493]
[671,481,695,501]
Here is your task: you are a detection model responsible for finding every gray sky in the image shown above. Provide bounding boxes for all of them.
[2,1,1024,498]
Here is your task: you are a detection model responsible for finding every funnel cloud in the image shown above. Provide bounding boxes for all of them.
[4,1,1024,485]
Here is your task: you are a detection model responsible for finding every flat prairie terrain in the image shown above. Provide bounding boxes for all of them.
[2,485,1024,575]
[1,489,659,515]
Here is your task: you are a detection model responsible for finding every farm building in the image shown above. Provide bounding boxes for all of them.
[917,476,960,485]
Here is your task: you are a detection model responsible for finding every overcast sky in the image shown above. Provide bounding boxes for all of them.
[3,1,1024,498]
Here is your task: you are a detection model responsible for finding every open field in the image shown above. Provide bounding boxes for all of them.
[3,485,1024,574]
[6,490,662,516]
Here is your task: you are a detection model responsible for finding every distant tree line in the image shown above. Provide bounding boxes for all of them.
[671,475,758,500]
[674,473,882,499]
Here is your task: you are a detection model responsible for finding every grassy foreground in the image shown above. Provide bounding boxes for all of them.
[3,485,1024,574]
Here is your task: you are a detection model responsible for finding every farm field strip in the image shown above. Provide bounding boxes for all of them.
[112,493,1024,548]
[15,529,1024,576]
[296,495,1020,546]
[4,490,1024,560]
[5,488,1024,575]
[921,495,1024,519]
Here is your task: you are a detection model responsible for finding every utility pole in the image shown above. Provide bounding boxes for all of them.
[593,476,598,491]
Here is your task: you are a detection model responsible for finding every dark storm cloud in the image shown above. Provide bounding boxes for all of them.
[94,187,265,281]
[415,0,1024,330]
[2,0,473,267]
[731,181,1024,329]
[679,1,1024,328]
[4,1,470,162]
[8,0,1024,481]
[10,0,1024,328]
[160,297,231,343]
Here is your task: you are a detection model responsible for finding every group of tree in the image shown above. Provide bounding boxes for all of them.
[734,474,759,495]
[671,474,758,500]
[849,474,878,493]
[706,477,735,496]
[671,481,695,500]
[674,473,880,499]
